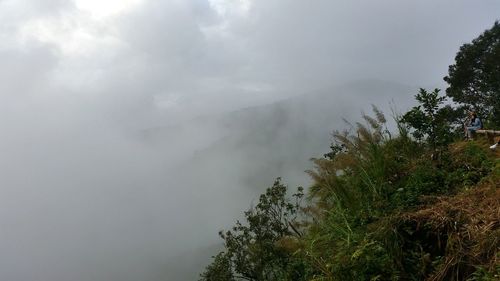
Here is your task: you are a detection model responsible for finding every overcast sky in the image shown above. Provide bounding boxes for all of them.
[0,1,499,280]
[1,0,499,128]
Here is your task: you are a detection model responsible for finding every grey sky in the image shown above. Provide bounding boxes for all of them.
[0,1,498,280]
[2,0,498,126]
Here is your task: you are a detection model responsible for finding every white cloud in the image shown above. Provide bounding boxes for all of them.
[74,0,143,19]
[0,1,499,280]
[208,0,251,17]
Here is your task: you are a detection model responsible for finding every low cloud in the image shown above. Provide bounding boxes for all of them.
[0,0,498,280]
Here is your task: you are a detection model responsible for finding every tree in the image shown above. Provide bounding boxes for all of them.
[444,21,500,127]
[200,178,305,281]
[199,252,235,281]
[400,88,455,147]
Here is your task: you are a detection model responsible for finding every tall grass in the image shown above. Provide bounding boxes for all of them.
[300,108,498,281]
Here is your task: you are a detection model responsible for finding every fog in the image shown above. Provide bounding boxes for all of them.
[0,0,498,280]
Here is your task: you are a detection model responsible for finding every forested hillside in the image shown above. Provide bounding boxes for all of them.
[200,22,500,281]
[142,80,415,192]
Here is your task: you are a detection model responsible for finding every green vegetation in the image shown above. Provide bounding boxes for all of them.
[200,22,500,281]
[444,21,500,127]
[400,88,457,148]
[200,179,306,281]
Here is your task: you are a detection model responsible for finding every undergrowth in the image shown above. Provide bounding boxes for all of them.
[198,21,500,280]
[201,106,499,281]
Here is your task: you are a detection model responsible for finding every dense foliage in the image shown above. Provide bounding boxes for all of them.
[444,21,500,127]
[200,179,306,281]
[400,88,457,148]
[200,22,500,281]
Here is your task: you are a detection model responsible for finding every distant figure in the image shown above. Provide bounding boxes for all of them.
[465,111,482,140]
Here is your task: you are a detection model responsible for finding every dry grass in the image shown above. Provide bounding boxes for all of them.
[401,171,499,280]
